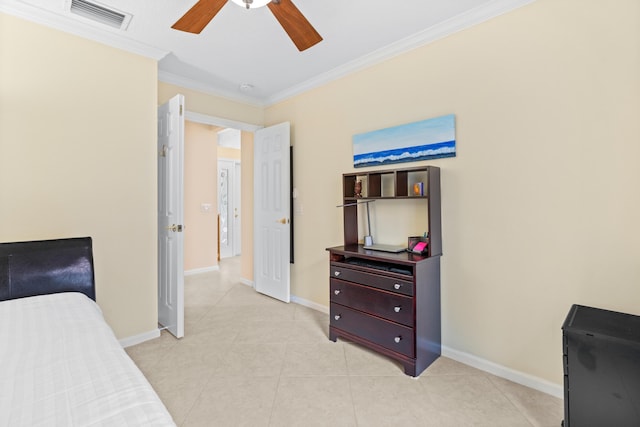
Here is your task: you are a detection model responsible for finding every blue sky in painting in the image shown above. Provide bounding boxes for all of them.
[353,114,455,155]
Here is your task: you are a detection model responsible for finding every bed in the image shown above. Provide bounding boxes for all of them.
[0,237,176,426]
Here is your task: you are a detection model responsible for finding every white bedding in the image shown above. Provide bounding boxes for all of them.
[0,292,175,426]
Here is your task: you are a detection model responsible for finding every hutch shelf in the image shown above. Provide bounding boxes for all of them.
[327,165,442,377]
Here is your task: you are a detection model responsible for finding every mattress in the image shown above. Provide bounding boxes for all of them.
[0,292,175,426]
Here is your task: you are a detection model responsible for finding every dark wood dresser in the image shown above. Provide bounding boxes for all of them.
[327,166,442,377]
[327,245,440,376]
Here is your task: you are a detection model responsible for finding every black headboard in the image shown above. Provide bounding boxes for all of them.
[0,237,96,302]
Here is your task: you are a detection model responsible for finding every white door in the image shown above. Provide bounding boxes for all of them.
[218,159,234,259]
[254,122,290,302]
[233,161,242,256]
[157,94,185,338]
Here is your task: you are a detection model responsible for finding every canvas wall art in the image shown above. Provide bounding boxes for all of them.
[352,114,456,168]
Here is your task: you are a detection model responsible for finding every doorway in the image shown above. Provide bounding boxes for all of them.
[181,112,259,284]
[216,126,242,263]
[218,158,241,259]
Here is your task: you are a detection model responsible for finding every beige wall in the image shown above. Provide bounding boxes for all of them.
[265,0,640,387]
[184,121,219,272]
[0,13,158,339]
[218,146,241,160]
[158,83,264,125]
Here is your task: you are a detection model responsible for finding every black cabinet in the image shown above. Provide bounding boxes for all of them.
[562,304,640,427]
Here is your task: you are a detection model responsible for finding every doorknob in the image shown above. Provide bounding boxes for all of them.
[276,217,290,224]
[165,224,184,232]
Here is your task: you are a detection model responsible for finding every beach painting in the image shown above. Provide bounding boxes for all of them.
[353,114,456,168]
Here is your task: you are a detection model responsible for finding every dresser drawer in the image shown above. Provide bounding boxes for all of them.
[330,279,414,326]
[330,265,413,296]
[330,303,414,357]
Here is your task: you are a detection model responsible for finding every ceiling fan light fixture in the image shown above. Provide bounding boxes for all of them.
[171,0,321,51]
[230,0,271,9]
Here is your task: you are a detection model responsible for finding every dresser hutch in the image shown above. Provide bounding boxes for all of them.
[327,166,442,377]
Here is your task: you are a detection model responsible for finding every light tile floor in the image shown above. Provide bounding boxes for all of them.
[126,257,564,426]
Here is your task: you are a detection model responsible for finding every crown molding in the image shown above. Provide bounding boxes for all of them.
[160,0,536,107]
[158,70,266,108]
[0,0,168,60]
[2,0,535,107]
[265,0,536,106]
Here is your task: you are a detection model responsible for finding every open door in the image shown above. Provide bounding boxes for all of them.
[157,94,185,338]
[233,161,242,256]
[254,122,291,302]
[218,159,235,259]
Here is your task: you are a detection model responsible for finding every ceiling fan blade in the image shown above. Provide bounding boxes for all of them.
[171,0,227,34]
[267,0,322,51]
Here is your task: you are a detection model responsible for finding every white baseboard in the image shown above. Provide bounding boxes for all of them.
[238,283,327,315]
[184,266,220,276]
[118,294,561,398]
[441,345,563,398]
[291,295,329,314]
[119,328,161,348]
[239,278,254,287]
[282,296,563,398]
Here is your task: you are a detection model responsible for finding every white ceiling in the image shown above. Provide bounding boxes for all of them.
[1,0,533,106]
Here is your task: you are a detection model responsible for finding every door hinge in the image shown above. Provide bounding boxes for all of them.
[159,144,167,157]
[179,104,183,116]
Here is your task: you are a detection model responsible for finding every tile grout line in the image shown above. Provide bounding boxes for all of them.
[342,341,362,425]
[180,262,243,426]
[266,342,287,427]
[485,375,536,427]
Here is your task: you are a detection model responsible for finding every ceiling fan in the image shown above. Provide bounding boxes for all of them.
[171,0,323,51]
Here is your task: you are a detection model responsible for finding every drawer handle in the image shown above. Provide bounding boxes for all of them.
[334,290,341,295]
[394,336,402,344]
[334,271,341,277]
[394,306,401,313]
[394,283,401,290]
[334,314,341,321]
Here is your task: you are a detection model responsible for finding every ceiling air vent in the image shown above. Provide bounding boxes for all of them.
[69,0,132,30]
